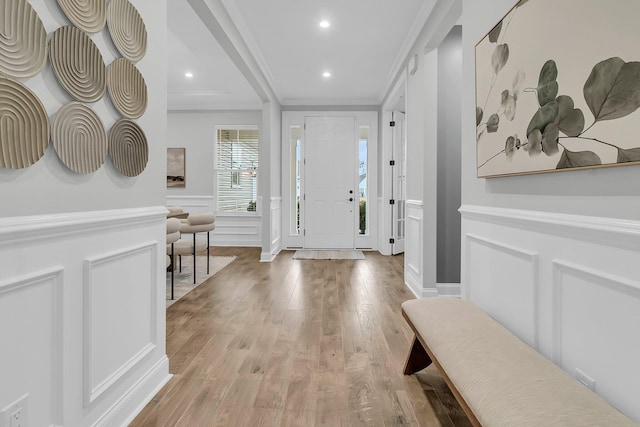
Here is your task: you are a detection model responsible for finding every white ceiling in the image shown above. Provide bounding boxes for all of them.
[167,0,435,110]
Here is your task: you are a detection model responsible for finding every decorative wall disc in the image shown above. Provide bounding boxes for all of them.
[108,119,148,177]
[106,0,147,63]
[49,26,106,103]
[107,58,147,119]
[0,0,47,78]
[52,102,107,174]
[0,77,50,169]
[56,0,106,34]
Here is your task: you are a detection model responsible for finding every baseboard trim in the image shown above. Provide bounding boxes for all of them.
[260,250,280,262]
[436,283,461,297]
[405,280,439,299]
[93,356,171,427]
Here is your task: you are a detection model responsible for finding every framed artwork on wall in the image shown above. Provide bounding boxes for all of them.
[167,147,185,187]
[475,0,640,178]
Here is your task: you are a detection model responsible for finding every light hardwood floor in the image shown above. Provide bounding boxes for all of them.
[131,247,472,426]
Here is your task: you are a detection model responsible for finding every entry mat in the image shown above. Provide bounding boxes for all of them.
[293,250,366,260]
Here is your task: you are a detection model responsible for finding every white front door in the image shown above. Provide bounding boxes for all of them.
[391,111,406,255]
[304,116,356,249]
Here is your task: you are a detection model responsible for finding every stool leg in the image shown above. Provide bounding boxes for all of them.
[193,233,196,284]
[207,232,210,274]
[171,243,175,300]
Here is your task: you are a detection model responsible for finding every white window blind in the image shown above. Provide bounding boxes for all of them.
[215,128,259,213]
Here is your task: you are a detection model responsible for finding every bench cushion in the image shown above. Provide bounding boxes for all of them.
[402,298,636,427]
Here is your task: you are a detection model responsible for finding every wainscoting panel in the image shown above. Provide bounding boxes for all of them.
[166,195,214,214]
[465,233,539,347]
[0,268,63,427]
[167,195,262,247]
[460,204,640,423]
[552,260,640,419]
[405,200,424,297]
[0,207,170,426]
[268,197,282,260]
[83,242,158,406]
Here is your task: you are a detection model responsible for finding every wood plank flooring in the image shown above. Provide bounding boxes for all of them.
[131,247,472,426]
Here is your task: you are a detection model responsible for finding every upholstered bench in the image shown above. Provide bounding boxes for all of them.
[401,298,637,427]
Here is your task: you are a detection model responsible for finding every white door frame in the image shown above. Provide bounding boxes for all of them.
[380,75,407,255]
[281,111,378,250]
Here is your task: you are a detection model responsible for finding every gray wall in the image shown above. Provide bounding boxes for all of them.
[0,1,167,218]
[462,0,640,220]
[437,26,462,283]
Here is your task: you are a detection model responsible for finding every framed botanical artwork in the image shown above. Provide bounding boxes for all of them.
[475,0,640,178]
[167,147,185,187]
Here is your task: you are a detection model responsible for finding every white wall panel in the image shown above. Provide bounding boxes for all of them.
[265,197,282,261]
[461,204,640,423]
[167,195,262,247]
[465,233,539,347]
[552,260,640,419]
[0,268,63,427]
[0,208,170,426]
[83,243,158,406]
[405,200,425,297]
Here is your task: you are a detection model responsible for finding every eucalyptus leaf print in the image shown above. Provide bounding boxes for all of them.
[557,149,601,169]
[537,60,559,106]
[505,135,521,158]
[541,122,560,155]
[492,44,509,74]
[556,95,585,137]
[584,57,640,122]
[475,0,640,177]
[617,147,640,163]
[526,101,558,137]
[487,113,500,133]
[488,21,502,43]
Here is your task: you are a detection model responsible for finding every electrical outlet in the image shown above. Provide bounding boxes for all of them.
[575,368,596,391]
[1,394,28,427]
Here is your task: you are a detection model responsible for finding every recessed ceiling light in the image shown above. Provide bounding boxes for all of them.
[319,20,330,28]
[322,71,331,78]
[185,72,194,78]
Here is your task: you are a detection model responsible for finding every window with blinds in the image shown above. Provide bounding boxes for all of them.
[215,127,259,213]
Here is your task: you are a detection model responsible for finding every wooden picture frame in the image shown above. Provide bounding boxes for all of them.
[167,148,185,187]
[475,0,640,178]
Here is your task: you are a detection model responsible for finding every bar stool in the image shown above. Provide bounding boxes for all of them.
[175,213,216,284]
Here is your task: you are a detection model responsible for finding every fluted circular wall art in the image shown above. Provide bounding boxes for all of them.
[52,102,107,174]
[56,0,106,34]
[106,0,147,63]
[0,77,50,169]
[0,0,47,78]
[108,119,148,177]
[107,58,147,119]
[49,26,106,103]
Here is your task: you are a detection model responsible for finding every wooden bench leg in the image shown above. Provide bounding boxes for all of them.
[403,336,432,375]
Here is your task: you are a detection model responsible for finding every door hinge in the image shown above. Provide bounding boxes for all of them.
[389,160,395,166]
[389,238,395,244]
[303,158,306,165]
[389,199,395,205]
[304,229,306,236]
[390,121,396,127]
[303,194,306,200]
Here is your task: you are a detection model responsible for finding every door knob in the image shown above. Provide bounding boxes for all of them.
[349,190,353,194]
[349,198,354,202]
